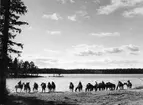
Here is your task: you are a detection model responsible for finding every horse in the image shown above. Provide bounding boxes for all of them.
[15,81,24,92]
[24,82,31,93]
[97,81,106,91]
[47,82,52,92]
[33,82,38,92]
[75,81,83,92]
[105,82,116,90]
[51,81,56,92]
[124,80,132,89]
[85,83,94,92]
[69,82,74,92]
[93,81,98,91]
[116,81,124,90]
[41,82,46,92]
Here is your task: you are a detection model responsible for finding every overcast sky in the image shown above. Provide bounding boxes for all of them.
[15,0,143,69]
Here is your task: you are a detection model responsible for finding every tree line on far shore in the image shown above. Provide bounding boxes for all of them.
[7,63,143,77]
[7,57,38,78]
[37,68,143,74]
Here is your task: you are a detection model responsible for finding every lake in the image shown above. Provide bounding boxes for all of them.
[6,74,143,92]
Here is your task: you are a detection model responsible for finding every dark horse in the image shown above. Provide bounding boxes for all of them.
[75,81,83,92]
[15,81,24,92]
[33,82,38,92]
[24,82,31,93]
[47,82,52,92]
[41,82,46,92]
[69,82,74,92]
[124,80,132,89]
[85,83,94,92]
[51,81,56,92]
[105,82,116,90]
[94,81,98,91]
[96,81,106,91]
[116,81,124,90]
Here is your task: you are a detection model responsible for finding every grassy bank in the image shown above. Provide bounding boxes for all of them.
[6,89,143,105]
[6,94,76,105]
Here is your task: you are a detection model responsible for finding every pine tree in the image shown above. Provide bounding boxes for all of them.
[0,0,28,104]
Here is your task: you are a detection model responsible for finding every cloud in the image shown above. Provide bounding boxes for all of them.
[42,13,62,20]
[123,7,143,17]
[123,44,139,51]
[105,47,123,53]
[73,44,140,56]
[68,15,77,21]
[68,10,90,21]
[76,50,104,56]
[57,0,75,4]
[97,0,143,15]
[46,30,61,35]
[129,51,140,55]
[90,32,120,37]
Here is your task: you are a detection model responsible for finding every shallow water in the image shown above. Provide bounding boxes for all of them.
[6,74,143,92]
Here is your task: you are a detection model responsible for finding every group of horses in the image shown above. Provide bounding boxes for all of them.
[15,80,132,93]
[69,80,132,92]
[15,81,56,93]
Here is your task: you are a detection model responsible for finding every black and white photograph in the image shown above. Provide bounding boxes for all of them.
[1,0,143,105]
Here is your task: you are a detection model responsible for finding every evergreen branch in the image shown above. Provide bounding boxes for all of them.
[8,40,23,49]
[9,26,22,33]
[8,48,22,54]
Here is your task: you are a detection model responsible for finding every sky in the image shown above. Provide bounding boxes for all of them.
[15,0,143,69]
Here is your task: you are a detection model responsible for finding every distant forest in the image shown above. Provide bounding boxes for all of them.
[38,68,143,74]
[7,58,143,78]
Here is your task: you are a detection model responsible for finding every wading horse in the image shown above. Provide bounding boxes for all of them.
[33,82,39,92]
[47,82,52,92]
[116,81,124,90]
[41,82,46,92]
[51,81,56,92]
[15,81,24,92]
[124,80,132,89]
[75,81,83,92]
[69,82,74,92]
[24,82,31,93]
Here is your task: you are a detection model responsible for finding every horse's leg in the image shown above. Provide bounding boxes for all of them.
[116,85,118,90]
[75,87,77,92]
[15,88,17,93]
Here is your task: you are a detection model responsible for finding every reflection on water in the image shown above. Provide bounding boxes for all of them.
[6,74,143,92]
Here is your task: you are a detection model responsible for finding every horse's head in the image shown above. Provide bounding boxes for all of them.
[102,81,105,84]
[127,80,131,83]
[118,81,122,84]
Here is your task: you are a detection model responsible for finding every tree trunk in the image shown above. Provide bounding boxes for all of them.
[0,0,10,104]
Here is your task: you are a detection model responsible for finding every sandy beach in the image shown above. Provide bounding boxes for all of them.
[6,88,143,105]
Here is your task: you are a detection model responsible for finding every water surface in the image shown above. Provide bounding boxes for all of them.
[7,74,143,92]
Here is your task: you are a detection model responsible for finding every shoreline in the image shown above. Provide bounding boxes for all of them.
[6,88,143,105]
